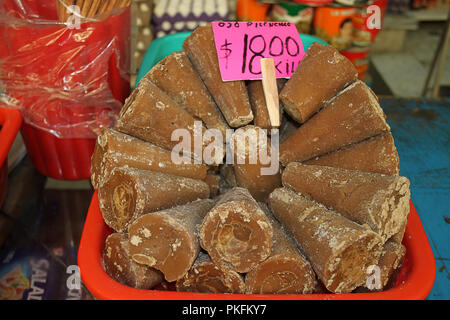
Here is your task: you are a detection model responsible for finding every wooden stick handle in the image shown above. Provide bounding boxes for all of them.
[260,58,280,128]
[87,0,102,17]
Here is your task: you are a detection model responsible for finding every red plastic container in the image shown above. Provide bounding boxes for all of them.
[340,47,371,80]
[0,108,23,207]
[0,1,130,180]
[20,123,97,180]
[78,192,436,300]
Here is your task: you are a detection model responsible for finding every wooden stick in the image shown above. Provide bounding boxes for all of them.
[87,0,102,17]
[422,5,450,97]
[260,58,280,128]
[56,0,65,22]
[431,6,450,98]
[98,0,112,15]
[62,0,75,22]
[105,0,118,13]
[76,0,89,18]
[122,0,132,7]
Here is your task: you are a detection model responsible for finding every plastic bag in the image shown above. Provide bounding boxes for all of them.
[0,0,131,139]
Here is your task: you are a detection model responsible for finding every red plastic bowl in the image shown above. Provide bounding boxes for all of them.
[20,122,97,180]
[0,108,23,207]
[78,191,436,300]
[1,5,130,180]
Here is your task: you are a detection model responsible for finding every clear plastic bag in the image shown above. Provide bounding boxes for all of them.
[0,0,131,139]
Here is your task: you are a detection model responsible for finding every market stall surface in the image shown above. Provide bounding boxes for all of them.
[0,97,448,300]
[381,97,450,300]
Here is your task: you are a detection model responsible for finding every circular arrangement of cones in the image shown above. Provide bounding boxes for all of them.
[91,23,412,295]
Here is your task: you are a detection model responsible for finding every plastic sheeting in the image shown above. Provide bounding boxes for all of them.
[0,0,130,139]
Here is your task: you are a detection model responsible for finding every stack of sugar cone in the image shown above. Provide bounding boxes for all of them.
[280,43,358,124]
[89,19,413,296]
[279,80,391,166]
[282,162,410,242]
[98,166,210,233]
[268,187,384,293]
[304,132,400,176]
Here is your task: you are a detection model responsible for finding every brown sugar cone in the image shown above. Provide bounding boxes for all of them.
[115,78,208,161]
[204,172,221,197]
[144,51,229,137]
[183,24,254,128]
[355,240,406,292]
[248,79,287,130]
[279,80,391,165]
[390,218,407,243]
[282,163,411,242]
[245,203,317,294]
[305,132,400,176]
[128,199,215,282]
[279,114,300,144]
[98,167,210,233]
[378,241,406,289]
[102,233,163,289]
[176,252,245,294]
[90,128,208,189]
[199,187,273,273]
[231,125,281,202]
[268,187,384,293]
[219,164,237,189]
[279,42,358,123]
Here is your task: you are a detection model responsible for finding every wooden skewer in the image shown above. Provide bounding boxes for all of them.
[64,0,76,22]
[121,0,132,7]
[87,0,102,18]
[106,0,119,12]
[56,0,65,22]
[76,0,88,18]
[260,58,280,128]
[97,0,110,15]
[58,0,131,21]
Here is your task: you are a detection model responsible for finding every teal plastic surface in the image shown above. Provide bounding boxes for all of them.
[136,32,328,86]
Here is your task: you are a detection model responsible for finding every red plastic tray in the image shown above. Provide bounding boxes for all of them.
[78,191,436,300]
[0,108,22,207]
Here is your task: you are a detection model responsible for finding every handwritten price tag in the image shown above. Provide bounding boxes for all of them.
[212,21,305,81]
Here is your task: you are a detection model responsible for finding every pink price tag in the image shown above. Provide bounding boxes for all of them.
[212,21,305,81]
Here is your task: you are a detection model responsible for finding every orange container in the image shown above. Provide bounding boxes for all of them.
[78,191,436,300]
[314,6,357,51]
[0,108,23,207]
[236,0,271,21]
